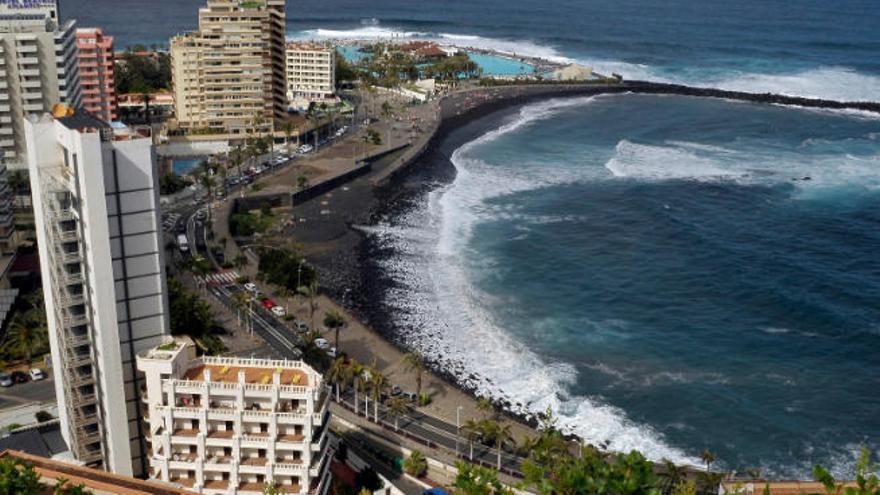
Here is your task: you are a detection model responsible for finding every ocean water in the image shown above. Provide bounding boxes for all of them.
[63,0,880,478]
[65,0,880,101]
[364,94,880,477]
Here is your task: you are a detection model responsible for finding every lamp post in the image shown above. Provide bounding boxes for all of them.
[456,405,462,458]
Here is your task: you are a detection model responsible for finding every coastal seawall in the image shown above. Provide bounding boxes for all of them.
[378,80,879,188]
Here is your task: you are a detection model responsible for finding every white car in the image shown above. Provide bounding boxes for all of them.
[271,306,286,317]
[243,282,258,294]
[314,338,329,350]
[29,368,45,381]
[325,347,337,358]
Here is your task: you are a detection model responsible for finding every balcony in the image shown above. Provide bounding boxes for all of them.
[203,480,229,491]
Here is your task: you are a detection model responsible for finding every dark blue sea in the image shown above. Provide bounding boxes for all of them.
[66,0,880,477]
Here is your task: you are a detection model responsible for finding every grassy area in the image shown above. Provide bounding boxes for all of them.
[229,205,276,237]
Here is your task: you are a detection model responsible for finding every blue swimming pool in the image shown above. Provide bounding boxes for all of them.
[467,52,534,76]
[337,45,367,63]
[172,157,205,175]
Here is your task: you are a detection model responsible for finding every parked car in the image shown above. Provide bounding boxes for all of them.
[0,372,12,387]
[10,371,28,384]
[261,298,276,310]
[29,368,45,381]
[325,347,337,358]
[243,282,258,294]
[390,385,402,396]
[294,321,308,333]
[314,338,330,350]
[271,306,285,317]
[402,391,418,402]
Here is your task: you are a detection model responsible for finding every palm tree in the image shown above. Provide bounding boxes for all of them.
[350,361,364,415]
[700,449,716,471]
[355,365,370,418]
[477,397,495,418]
[385,397,409,431]
[462,418,481,461]
[323,310,346,353]
[282,120,295,154]
[6,314,47,364]
[403,450,427,478]
[327,357,348,402]
[229,144,245,178]
[401,352,425,400]
[308,112,321,151]
[198,169,216,229]
[296,282,319,331]
[369,367,387,423]
[230,291,250,330]
[491,422,512,470]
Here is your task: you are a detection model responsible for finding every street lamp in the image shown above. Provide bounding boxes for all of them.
[456,405,463,458]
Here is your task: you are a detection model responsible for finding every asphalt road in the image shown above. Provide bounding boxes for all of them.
[0,376,55,409]
[173,137,528,480]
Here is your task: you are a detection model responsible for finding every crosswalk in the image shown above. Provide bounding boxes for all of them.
[197,270,240,286]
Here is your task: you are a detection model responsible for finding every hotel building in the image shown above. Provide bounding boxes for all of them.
[0,0,81,168]
[285,43,335,111]
[26,110,170,476]
[137,338,332,495]
[0,152,15,253]
[170,0,287,135]
[75,27,118,123]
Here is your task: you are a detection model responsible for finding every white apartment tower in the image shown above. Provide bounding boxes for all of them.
[137,338,332,495]
[285,43,335,112]
[0,0,81,167]
[26,110,170,476]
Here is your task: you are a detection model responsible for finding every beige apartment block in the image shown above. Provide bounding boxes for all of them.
[137,338,332,495]
[171,0,287,136]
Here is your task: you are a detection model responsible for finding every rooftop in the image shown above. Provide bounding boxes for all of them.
[0,450,190,495]
[184,363,309,386]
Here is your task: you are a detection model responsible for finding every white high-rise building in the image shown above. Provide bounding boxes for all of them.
[285,43,335,111]
[0,0,81,168]
[26,110,170,476]
[137,338,332,495]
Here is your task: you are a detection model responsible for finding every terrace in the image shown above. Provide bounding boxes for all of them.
[184,363,309,386]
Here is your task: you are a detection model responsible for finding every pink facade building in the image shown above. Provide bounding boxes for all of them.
[75,28,118,122]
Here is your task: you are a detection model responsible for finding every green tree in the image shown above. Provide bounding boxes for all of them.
[812,447,879,495]
[5,313,48,364]
[297,175,309,191]
[385,397,409,431]
[323,310,346,353]
[403,450,428,478]
[369,367,387,422]
[53,478,92,495]
[0,456,44,495]
[401,352,425,399]
[297,281,319,333]
[700,450,716,471]
[452,462,513,495]
[462,418,482,461]
[327,357,350,403]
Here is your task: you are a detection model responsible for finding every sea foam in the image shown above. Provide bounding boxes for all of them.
[365,96,699,467]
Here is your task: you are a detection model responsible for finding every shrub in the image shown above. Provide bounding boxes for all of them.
[34,411,53,423]
[403,450,427,478]
[418,392,432,407]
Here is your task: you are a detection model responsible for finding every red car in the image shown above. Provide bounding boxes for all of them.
[261,298,276,309]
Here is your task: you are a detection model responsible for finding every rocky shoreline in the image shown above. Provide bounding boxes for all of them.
[311,79,880,438]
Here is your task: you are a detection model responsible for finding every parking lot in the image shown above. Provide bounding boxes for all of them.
[0,374,55,410]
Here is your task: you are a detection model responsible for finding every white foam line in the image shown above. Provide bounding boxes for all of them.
[367,95,700,467]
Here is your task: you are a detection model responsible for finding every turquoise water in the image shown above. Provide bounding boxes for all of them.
[467,52,533,76]
[172,157,204,175]
[337,44,366,63]
[336,44,534,77]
